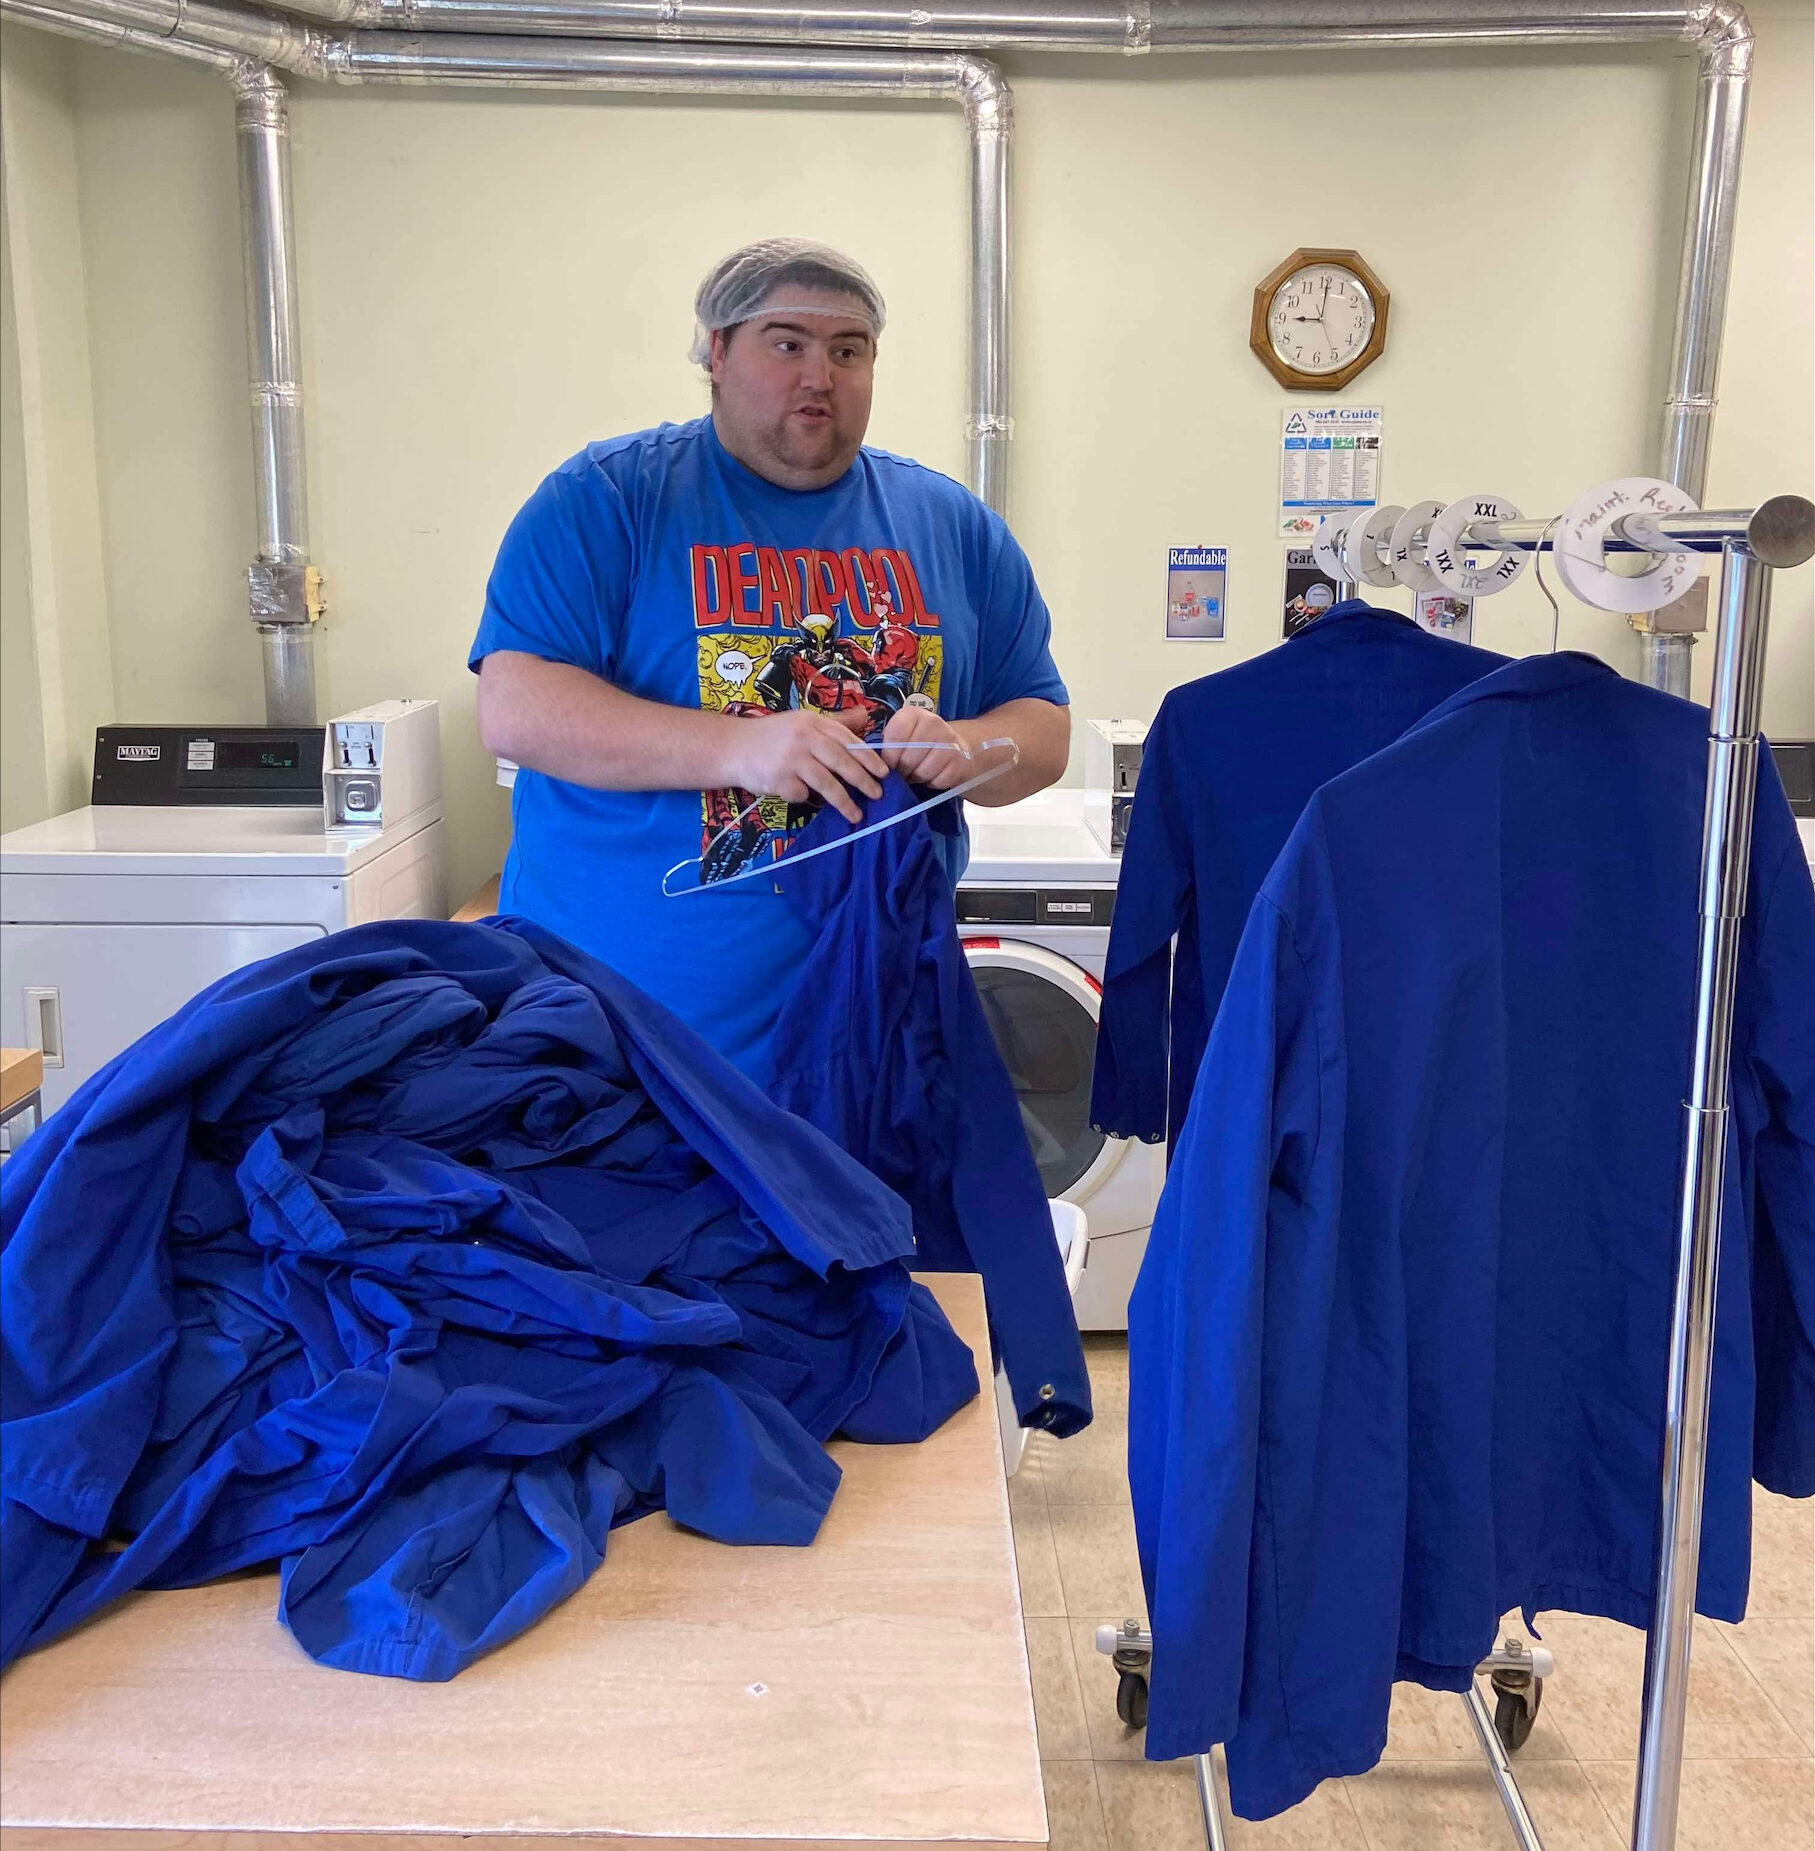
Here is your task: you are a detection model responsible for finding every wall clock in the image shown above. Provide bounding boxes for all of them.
[1250,248,1390,391]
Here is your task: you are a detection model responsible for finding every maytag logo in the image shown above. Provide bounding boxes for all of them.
[116,744,161,761]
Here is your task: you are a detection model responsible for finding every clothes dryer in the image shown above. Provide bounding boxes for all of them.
[957,788,1164,1330]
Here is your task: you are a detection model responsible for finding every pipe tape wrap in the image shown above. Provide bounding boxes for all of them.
[1343,503,1406,588]
[1553,477,1703,615]
[1311,511,1361,579]
[1426,494,1530,597]
[1389,499,1447,594]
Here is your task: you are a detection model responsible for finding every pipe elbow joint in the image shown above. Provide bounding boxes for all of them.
[1689,0,1753,78]
[951,53,1011,137]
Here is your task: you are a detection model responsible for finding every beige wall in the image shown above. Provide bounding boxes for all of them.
[1,12,1810,902]
[0,25,116,828]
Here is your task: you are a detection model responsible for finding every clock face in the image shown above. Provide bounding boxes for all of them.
[1268,263,1376,376]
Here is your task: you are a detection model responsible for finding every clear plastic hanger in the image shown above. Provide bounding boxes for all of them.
[662,737,1020,898]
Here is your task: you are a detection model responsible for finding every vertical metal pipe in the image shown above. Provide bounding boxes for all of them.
[1638,629,1693,699]
[235,66,308,567]
[1641,5,1753,693]
[1629,542,1772,1851]
[1660,8,1751,501]
[259,621,319,726]
[233,63,318,724]
[958,55,1011,518]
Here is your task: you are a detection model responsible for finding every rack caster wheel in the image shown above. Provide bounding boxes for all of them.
[1115,1668,1149,1730]
[1491,1675,1542,1752]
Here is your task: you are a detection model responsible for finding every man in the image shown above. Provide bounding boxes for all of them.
[472,238,1070,1076]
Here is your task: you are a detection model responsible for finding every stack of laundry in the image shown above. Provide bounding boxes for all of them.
[0,918,978,1681]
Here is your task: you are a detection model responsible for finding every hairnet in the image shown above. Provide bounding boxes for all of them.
[689,238,886,368]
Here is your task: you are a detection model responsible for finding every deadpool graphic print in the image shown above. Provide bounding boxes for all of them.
[692,542,945,882]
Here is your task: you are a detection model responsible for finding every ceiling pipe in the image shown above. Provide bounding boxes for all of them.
[260,0,1700,53]
[5,0,1760,700]
[2,0,1015,517]
[3,0,320,725]
[255,0,1758,703]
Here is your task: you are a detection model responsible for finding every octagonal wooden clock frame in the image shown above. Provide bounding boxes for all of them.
[1250,248,1390,392]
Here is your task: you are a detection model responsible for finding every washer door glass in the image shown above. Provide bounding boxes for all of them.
[972,963,1106,1198]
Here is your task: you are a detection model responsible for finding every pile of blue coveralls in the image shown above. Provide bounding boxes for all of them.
[0,918,984,1680]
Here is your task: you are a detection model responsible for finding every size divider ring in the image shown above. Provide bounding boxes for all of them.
[1312,511,1361,578]
[1343,504,1406,588]
[1552,476,1702,615]
[1426,494,1531,597]
[1389,499,1446,594]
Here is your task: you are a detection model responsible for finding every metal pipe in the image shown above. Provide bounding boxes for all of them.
[1459,500,1815,557]
[1463,1681,1548,1851]
[266,0,1701,53]
[0,0,318,723]
[0,0,254,68]
[259,619,319,726]
[1638,629,1692,697]
[6,0,1016,517]
[233,63,319,724]
[961,55,1011,514]
[1629,540,1772,1851]
[1661,3,1751,503]
[1640,1,1752,691]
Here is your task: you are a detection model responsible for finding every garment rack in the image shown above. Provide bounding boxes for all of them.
[1124,494,1815,1851]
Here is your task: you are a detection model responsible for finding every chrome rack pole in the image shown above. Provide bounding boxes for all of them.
[1446,497,1815,1851]
[1193,1752,1231,1851]
[1464,1682,1546,1851]
[1629,538,1773,1851]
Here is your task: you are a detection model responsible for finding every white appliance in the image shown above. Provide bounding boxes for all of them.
[1082,717,1149,855]
[1,705,446,1120]
[958,788,1165,1332]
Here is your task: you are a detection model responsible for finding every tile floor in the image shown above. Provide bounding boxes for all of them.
[1013,1335,1815,1851]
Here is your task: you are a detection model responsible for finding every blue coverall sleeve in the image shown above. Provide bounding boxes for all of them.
[1092,696,1193,1142]
[1129,890,1327,1762]
[469,467,635,680]
[1747,827,1815,1498]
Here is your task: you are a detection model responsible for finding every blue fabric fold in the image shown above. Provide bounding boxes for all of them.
[766,774,1091,1438]
[1,918,978,1679]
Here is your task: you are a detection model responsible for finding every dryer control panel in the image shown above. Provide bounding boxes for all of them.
[92,726,325,806]
[957,886,1116,928]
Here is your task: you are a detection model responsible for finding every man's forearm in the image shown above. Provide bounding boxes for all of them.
[953,699,1071,806]
[477,651,742,791]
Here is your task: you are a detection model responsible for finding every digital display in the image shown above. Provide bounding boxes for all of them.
[218,739,300,771]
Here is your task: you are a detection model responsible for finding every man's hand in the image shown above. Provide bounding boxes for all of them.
[722,709,884,824]
[877,705,986,791]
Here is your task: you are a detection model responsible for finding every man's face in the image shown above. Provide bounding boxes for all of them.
[709,286,876,491]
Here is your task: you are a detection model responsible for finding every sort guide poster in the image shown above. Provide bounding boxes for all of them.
[1278,406,1383,538]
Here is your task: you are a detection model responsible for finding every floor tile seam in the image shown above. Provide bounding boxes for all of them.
[1049,1609,1096,1760]
[1040,1754,1109,1846]
[1577,1753,1815,1763]
[1725,1668,1810,1759]
[1717,1625,1815,1756]
[1573,1752,1634,1845]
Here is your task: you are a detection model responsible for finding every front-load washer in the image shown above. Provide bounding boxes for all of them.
[957,788,1164,1331]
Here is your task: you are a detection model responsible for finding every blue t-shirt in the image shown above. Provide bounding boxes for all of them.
[469,416,1068,1073]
